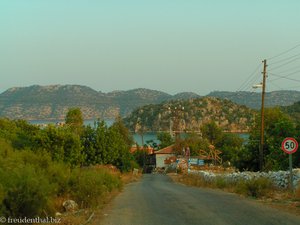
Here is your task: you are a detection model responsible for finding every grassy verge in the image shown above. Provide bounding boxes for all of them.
[170,173,300,215]
[56,170,142,225]
[0,144,132,225]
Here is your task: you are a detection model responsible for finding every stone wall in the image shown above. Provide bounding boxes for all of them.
[190,168,300,189]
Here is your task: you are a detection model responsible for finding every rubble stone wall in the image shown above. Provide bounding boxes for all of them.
[190,169,300,189]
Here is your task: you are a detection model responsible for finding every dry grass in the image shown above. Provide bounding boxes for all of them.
[121,170,142,184]
[47,170,142,225]
[170,173,300,216]
[295,183,300,199]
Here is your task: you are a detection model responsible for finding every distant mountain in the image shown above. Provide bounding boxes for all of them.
[0,85,199,120]
[107,88,172,115]
[171,92,201,100]
[207,90,300,109]
[0,85,116,120]
[124,97,254,132]
[1,85,299,120]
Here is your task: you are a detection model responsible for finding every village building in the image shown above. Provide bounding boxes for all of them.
[154,145,176,168]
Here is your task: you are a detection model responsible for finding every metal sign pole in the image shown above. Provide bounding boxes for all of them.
[281,137,298,191]
[289,154,293,191]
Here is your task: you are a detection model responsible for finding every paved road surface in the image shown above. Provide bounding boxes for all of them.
[101,174,300,225]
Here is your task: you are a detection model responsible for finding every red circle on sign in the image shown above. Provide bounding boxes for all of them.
[281,137,298,154]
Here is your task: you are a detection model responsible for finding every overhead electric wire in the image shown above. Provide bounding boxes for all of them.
[268,80,284,91]
[269,72,300,83]
[268,56,300,71]
[267,43,300,61]
[268,52,300,65]
[284,85,300,89]
[270,65,300,74]
[238,72,262,92]
[236,62,262,92]
[238,73,261,92]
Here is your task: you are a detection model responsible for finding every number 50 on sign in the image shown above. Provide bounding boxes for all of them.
[281,137,298,154]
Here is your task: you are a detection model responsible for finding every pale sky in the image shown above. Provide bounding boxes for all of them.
[1,0,300,95]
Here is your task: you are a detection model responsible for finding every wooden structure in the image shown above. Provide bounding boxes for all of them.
[199,145,222,165]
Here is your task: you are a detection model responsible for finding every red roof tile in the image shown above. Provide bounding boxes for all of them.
[154,145,175,154]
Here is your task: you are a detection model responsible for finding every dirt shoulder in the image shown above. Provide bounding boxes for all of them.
[168,173,300,217]
[55,172,142,225]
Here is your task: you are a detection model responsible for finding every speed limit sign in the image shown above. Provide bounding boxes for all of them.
[281,137,298,154]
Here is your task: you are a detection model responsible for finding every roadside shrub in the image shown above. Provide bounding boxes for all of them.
[0,184,5,215]
[46,162,71,196]
[235,177,274,198]
[130,160,140,170]
[69,168,121,208]
[180,174,207,187]
[0,165,55,217]
[215,176,228,189]
[295,186,300,201]
[164,165,177,174]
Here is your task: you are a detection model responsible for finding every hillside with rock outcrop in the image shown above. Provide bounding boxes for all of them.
[1,84,299,121]
[0,85,198,120]
[208,90,300,109]
[124,97,255,133]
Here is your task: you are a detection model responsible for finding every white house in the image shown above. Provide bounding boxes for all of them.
[154,145,176,168]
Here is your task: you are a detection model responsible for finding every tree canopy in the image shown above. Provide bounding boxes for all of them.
[237,107,300,171]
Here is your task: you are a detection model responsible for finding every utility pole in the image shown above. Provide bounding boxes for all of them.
[259,59,267,171]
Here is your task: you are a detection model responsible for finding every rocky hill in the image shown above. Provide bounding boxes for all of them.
[0,85,116,120]
[208,91,300,109]
[124,97,254,133]
[0,85,200,120]
[0,85,299,120]
[106,89,172,115]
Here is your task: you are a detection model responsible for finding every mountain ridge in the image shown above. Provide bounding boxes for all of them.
[0,85,299,120]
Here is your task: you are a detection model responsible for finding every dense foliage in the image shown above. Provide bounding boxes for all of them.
[237,107,300,171]
[0,139,122,217]
[172,122,244,164]
[0,109,134,218]
[0,110,134,171]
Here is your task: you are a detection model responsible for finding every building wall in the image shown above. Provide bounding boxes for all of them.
[156,154,174,168]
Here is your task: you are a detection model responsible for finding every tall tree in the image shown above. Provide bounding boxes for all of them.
[110,116,133,148]
[157,132,173,149]
[200,121,223,145]
[65,108,84,135]
[240,108,298,171]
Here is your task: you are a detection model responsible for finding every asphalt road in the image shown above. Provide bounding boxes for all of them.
[101,174,300,225]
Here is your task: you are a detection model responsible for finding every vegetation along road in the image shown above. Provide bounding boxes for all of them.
[101,174,300,225]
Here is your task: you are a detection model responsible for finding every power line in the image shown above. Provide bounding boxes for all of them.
[268,52,300,65]
[236,62,262,92]
[268,79,300,92]
[270,65,300,74]
[267,43,300,61]
[268,80,284,91]
[283,85,300,89]
[269,72,300,83]
[268,56,300,71]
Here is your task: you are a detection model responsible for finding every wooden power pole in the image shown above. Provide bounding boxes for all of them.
[259,59,267,171]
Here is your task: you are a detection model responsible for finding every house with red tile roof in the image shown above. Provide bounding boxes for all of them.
[154,145,176,168]
[130,145,154,155]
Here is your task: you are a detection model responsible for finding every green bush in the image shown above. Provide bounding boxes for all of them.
[46,162,71,196]
[0,165,55,217]
[69,168,122,208]
[215,176,228,189]
[235,177,274,198]
[0,118,127,217]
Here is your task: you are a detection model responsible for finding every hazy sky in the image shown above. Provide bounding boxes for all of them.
[1,0,300,95]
